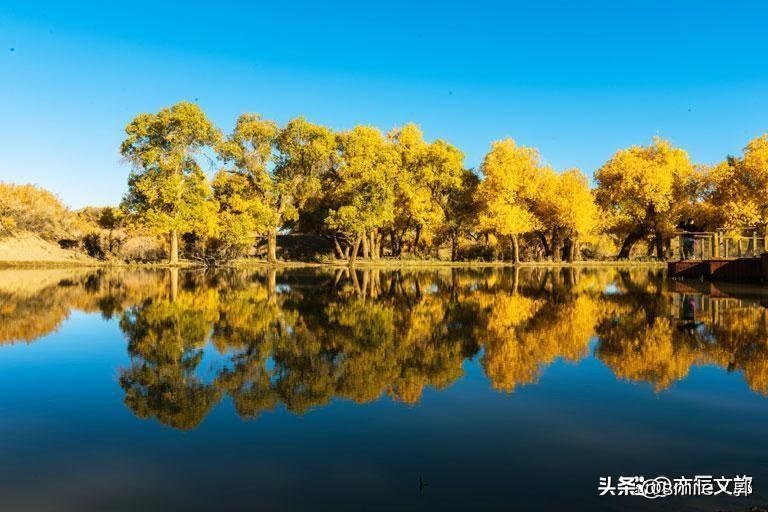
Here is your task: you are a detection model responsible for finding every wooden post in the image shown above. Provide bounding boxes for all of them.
[753,231,758,257]
[724,236,728,259]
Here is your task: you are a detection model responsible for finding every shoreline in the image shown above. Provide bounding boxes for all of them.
[0,259,668,270]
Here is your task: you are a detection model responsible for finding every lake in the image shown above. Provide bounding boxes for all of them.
[0,266,766,511]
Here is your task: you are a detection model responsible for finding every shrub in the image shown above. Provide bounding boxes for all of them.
[0,182,74,240]
[82,233,105,259]
[58,239,79,250]
[118,235,166,262]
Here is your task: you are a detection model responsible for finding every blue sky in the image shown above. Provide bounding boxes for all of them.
[1,0,767,208]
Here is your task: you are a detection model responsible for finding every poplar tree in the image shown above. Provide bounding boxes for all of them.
[121,102,220,264]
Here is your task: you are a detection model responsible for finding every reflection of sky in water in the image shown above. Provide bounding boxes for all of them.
[197,340,232,384]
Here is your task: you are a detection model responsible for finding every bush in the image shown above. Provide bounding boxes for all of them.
[82,233,105,259]
[0,182,74,240]
[58,239,79,250]
[118,235,166,262]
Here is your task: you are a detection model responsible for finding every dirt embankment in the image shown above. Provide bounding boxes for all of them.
[0,232,94,265]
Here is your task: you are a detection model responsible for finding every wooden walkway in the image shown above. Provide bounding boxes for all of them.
[668,255,767,283]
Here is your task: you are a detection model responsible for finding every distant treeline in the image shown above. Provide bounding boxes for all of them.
[2,101,767,264]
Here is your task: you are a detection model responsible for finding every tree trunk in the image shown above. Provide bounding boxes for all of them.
[552,230,562,262]
[413,225,422,255]
[451,232,459,262]
[538,232,551,258]
[654,230,665,259]
[361,233,370,259]
[569,239,579,262]
[368,231,374,259]
[618,230,643,259]
[267,230,277,264]
[370,230,379,260]
[511,234,520,264]
[332,235,344,259]
[349,236,362,265]
[169,230,179,265]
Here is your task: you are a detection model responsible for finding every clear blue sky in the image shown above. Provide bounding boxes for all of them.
[1,1,767,208]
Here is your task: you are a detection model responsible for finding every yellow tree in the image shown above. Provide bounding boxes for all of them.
[120,102,220,264]
[272,117,337,259]
[215,113,280,260]
[388,124,443,256]
[477,139,538,263]
[421,138,471,260]
[706,134,768,229]
[595,137,695,259]
[439,170,480,261]
[326,126,397,263]
[529,169,598,261]
[388,124,467,258]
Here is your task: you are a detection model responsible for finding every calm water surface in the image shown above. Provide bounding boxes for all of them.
[1,266,767,511]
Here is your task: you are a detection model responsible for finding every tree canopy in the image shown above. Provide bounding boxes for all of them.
[120,102,221,264]
[88,103,766,264]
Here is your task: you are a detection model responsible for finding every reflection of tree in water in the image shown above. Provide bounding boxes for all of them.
[119,276,221,430]
[701,306,768,395]
[596,316,701,391]
[594,269,703,391]
[475,268,601,392]
[0,289,72,344]
[266,269,480,413]
[0,269,167,345]
[5,266,768,429]
[213,273,292,419]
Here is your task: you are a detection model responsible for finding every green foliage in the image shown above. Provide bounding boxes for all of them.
[98,207,122,231]
[327,126,397,237]
[274,117,337,226]
[213,113,280,254]
[9,100,768,264]
[120,102,221,262]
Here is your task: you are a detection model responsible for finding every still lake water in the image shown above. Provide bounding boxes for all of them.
[1,266,767,511]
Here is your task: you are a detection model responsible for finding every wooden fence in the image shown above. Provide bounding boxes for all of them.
[672,228,768,260]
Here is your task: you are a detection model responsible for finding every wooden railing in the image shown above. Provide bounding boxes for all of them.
[672,228,768,260]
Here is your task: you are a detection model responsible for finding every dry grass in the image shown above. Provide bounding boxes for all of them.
[0,233,94,265]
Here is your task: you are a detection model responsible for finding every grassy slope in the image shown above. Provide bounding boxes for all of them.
[0,233,96,266]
